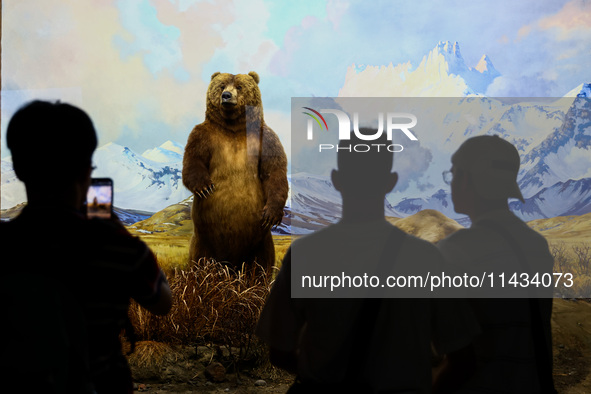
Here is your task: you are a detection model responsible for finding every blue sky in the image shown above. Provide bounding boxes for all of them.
[2,0,590,158]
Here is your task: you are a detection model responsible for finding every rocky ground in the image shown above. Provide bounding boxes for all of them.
[129,299,591,394]
[128,342,293,394]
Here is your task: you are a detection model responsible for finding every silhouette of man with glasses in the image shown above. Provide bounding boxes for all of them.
[438,135,555,393]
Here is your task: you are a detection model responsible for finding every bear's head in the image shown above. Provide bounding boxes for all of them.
[206,71,262,126]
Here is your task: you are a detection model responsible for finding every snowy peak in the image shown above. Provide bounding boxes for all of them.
[92,142,190,212]
[518,95,591,199]
[2,141,191,212]
[338,41,500,97]
[96,142,139,160]
[563,83,591,98]
[427,42,499,77]
[473,54,500,76]
[423,42,500,79]
[142,140,184,163]
[436,40,462,58]
[159,140,184,155]
[424,40,468,75]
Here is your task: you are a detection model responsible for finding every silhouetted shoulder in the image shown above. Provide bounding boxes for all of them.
[397,232,446,272]
[400,232,445,258]
[437,228,475,265]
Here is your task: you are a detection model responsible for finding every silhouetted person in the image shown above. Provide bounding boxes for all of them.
[0,100,172,393]
[256,131,479,393]
[438,135,555,393]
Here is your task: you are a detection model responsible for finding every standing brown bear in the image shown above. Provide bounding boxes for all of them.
[182,71,288,272]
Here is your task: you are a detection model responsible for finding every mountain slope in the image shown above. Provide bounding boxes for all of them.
[518,93,591,198]
[92,142,191,212]
[0,158,26,210]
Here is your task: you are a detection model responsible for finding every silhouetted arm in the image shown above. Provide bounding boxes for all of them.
[139,275,172,316]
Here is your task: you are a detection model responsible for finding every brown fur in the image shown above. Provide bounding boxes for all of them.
[182,72,288,271]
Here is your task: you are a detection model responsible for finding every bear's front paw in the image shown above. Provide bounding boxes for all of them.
[194,183,215,199]
[261,204,284,229]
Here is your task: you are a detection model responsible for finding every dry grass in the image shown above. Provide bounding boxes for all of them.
[550,242,591,298]
[272,235,296,269]
[126,340,182,369]
[137,234,295,274]
[129,258,272,362]
[151,243,191,273]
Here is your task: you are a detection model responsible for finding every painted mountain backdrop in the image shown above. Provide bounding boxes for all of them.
[1,140,191,214]
[2,42,590,234]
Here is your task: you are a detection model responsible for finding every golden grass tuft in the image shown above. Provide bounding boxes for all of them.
[129,258,272,360]
[127,340,182,369]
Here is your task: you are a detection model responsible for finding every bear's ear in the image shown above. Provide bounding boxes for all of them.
[248,71,260,85]
[211,72,221,80]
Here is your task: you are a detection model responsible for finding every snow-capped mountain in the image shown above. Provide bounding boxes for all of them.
[394,189,457,220]
[284,172,342,235]
[0,157,26,210]
[290,86,590,227]
[141,140,184,163]
[92,142,191,212]
[564,83,591,98]
[1,141,191,213]
[518,92,591,198]
[511,178,591,221]
[288,172,342,221]
[286,172,402,234]
[324,43,591,225]
[338,41,500,97]
[391,176,591,224]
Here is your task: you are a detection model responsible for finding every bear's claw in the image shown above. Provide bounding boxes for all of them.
[261,206,283,229]
[195,183,215,199]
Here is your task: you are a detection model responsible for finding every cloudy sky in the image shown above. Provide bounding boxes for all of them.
[2,0,590,159]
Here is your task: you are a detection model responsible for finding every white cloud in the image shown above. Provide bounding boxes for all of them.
[1,0,226,151]
[485,74,558,97]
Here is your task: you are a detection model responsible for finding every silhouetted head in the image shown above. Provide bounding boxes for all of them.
[449,135,524,216]
[332,130,397,201]
[7,100,97,188]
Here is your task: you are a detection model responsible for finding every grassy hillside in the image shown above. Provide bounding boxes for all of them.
[387,209,464,243]
[128,201,193,236]
[528,212,591,243]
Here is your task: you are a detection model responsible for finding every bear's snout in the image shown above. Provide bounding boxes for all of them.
[221,88,237,106]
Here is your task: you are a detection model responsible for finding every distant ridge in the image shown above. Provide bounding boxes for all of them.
[127,196,465,240]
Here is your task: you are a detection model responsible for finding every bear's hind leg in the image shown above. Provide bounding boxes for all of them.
[251,234,275,278]
[188,233,199,264]
[189,232,217,265]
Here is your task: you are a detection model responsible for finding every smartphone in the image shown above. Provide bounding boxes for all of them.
[86,178,114,219]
